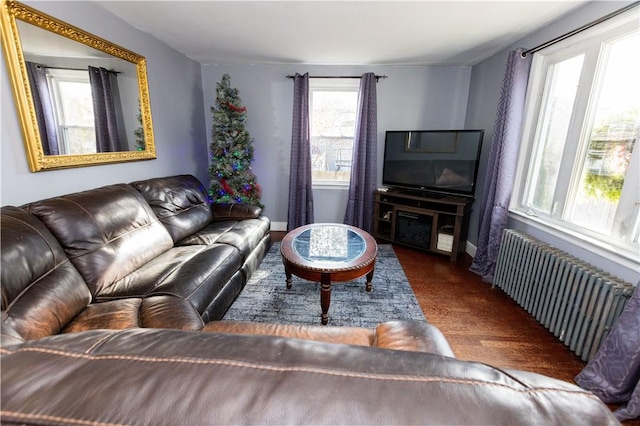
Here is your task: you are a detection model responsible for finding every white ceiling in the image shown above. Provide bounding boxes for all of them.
[95,1,589,66]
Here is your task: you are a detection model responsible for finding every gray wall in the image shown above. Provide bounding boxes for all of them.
[201,64,471,229]
[465,1,638,283]
[1,1,208,206]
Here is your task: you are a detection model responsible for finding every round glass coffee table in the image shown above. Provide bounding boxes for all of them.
[280,223,378,325]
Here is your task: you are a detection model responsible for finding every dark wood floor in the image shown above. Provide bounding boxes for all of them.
[392,244,586,379]
[272,231,637,422]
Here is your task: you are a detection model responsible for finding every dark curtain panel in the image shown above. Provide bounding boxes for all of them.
[470,48,531,283]
[343,72,377,233]
[575,286,640,421]
[287,73,314,231]
[25,62,59,155]
[89,66,121,152]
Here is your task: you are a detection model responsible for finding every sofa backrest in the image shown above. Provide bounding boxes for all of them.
[130,175,214,243]
[27,184,174,297]
[1,206,92,341]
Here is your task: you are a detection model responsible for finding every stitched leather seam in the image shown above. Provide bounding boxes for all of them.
[64,217,166,261]
[0,411,124,426]
[84,332,118,354]
[142,246,237,300]
[8,347,603,398]
[41,193,168,263]
[155,202,208,219]
[184,260,225,299]
[100,257,178,296]
[141,247,209,297]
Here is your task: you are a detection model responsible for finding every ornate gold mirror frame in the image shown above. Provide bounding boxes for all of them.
[0,0,156,171]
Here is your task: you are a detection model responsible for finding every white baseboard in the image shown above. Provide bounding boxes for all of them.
[270,222,287,232]
[465,241,477,258]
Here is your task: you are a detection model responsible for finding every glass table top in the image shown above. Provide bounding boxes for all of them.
[292,224,366,264]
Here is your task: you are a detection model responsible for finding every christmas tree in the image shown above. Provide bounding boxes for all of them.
[209,74,262,207]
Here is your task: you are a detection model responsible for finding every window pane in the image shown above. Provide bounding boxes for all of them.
[567,33,640,236]
[528,54,584,213]
[58,81,95,126]
[63,127,97,154]
[311,90,358,183]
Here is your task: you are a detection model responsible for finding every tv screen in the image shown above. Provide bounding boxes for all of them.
[382,130,484,197]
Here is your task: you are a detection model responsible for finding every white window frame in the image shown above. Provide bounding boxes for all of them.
[46,68,95,155]
[309,78,360,189]
[511,8,640,271]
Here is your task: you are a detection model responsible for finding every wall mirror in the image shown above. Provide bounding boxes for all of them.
[0,0,156,171]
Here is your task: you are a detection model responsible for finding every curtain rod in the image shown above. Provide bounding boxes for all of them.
[33,64,120,74]
[522,1,639,57]
[286,74,387,81]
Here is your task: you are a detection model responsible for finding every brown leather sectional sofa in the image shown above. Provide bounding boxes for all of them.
[0,175,619,425]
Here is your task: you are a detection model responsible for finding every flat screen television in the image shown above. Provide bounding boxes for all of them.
[382,129,484,197]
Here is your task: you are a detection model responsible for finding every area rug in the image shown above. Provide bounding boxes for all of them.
[223,243,426,328]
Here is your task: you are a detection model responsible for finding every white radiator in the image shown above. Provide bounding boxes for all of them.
[493,229,634,361]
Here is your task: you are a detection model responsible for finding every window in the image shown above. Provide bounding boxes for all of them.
[47,68,96,154]
[309,79,359,187]
[513,9,639,263]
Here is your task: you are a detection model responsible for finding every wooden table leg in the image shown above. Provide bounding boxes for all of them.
[320,273,331,325]
[285,264,292,289]
[365,268,374,292]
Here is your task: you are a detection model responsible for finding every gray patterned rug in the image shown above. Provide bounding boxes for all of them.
[223,243,426,327]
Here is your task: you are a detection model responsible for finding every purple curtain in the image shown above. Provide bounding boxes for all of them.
[343,73,377,233]
[470,48,531,283]
[287,73,314,231]
[575,286,640,421]
[89,66,121,152]
[25,62,59,155]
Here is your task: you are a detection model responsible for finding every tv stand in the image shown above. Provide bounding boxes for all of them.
[373,189,473,261]
[413,189,448,199]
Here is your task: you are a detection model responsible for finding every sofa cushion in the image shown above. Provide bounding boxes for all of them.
[27,184,174,297]
[130,175,214,243]
[1,206,91,341]
[63,296,204,333]
[179,216,271,261]
[96,244,242,315]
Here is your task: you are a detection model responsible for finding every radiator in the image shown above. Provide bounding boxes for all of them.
[493,229,635,362]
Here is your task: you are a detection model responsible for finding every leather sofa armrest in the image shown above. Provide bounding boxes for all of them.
[374,320,455,356]
[202,320,375,346]
[202,320,454,355]
[211,203,262,220]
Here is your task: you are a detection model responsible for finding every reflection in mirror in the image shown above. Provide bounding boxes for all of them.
[1,0,155,171]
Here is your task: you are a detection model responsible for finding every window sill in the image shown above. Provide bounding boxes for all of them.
[509,209,640,274]
[312,182,349,190]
